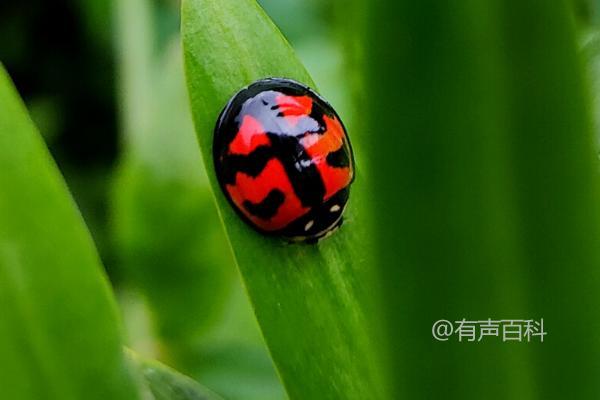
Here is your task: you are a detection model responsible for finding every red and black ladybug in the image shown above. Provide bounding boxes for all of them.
[213,78,355,242]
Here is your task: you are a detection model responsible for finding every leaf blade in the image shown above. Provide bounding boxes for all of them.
[129,351,224,400]
[0,65,141,399]
[182,0,382,399]
[364,0,600,398]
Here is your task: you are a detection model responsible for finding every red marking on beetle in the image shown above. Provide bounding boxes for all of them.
[226,158,309,231]
[301,115,353,199]
[276,95,312,116]
[276,95,313,127]
[229,115,271,155]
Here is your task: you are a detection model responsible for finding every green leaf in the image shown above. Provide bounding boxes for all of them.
[129,351,223,400]
[182,1,382,399]
[496,2,600,397]
[365,0,600,398]
[113,1,285,398]
[0,65,140,399]
[581,29,600,142]
[113,0,234,348]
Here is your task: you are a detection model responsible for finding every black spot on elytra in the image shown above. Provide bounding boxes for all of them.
[267,132,325,207]
[220,145,272,183]
[220,131,326,208]
[326,146,350,168]
[243,189,285,219]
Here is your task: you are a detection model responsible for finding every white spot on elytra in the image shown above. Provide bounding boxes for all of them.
[304,220,314,231]
[330,204,341,213]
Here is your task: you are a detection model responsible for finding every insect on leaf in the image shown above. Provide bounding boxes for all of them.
[182,0,383,398]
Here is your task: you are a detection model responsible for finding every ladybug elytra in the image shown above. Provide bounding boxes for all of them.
[213,78,355,242]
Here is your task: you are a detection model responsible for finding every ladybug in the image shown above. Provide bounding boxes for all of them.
[213,78,355,242]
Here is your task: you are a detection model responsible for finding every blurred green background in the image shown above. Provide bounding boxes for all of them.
[0,0,352,399]
[1,0,600,398]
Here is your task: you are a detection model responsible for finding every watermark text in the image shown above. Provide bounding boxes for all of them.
[432,318,546,342]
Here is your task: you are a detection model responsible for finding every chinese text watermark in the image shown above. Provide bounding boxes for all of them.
[432,318,546,342]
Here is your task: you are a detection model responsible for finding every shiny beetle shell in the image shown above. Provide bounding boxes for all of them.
[213,78,355,242]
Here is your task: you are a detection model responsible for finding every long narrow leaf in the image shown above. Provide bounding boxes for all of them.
[182,0,382,398]
[365,0,600,398]
[0,65,141,400]
[113,1,285,397]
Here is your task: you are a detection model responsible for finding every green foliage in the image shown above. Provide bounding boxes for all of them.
[129,351,223,400]
[366,0,600,398]
[4,0,600,398]
[113,0,233,348]
[182,0,382,399]
[581,29,600,141]
[0,64,140,400]
[112,1,285,399]
[498,3,600,397]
